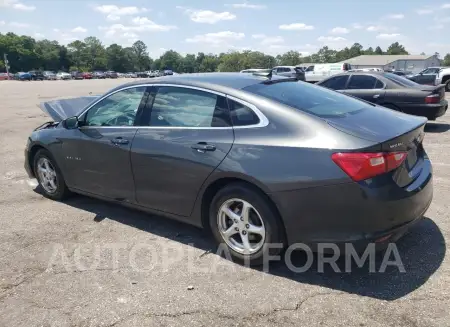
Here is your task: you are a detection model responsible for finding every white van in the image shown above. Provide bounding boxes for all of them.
[304,63,352,83]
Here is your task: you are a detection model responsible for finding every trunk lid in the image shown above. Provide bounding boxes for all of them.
[326,106,427,187]
[38,96,99,122]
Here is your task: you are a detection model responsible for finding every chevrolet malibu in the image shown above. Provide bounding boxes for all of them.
[24,73,433,265]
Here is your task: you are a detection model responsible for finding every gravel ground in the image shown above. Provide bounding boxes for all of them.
[0,79,449,327]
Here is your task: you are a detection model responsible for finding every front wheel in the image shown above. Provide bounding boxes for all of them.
[33,149,70,201]
[445,80,450,92]
[209,183,285,266]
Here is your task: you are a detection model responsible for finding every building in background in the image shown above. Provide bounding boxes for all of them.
[341,55,440,73]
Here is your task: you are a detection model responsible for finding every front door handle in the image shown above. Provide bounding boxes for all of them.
[111,137,129,146]
[191,142,216,153]
[373,94,380,99]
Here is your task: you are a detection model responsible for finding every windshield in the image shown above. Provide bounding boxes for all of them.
[382,72,419,87]
[243,80,371,118]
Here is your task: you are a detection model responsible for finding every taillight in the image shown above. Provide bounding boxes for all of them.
[332,152,407,181]
[425,94,440,104]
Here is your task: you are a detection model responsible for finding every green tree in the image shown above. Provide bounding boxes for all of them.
[375,46,383,55]
[386,42,408,55]
[276,50,302,66]
[84,36,107,70]
[443,53,450,66]
[131,40,149,71]
[67,40,86,70]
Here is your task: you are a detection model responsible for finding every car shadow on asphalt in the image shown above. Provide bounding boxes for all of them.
[56,193,445,302]
[425,122,450,133]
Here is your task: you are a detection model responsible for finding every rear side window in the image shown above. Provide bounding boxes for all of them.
[347,75,377,89]
[149,86,230,127]
[375,79,384,88]
[228,99,260,126]
[305,66,314,72]
[243,80,370,118]
[320,75,349,90]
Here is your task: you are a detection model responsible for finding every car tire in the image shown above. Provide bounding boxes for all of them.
[209,183,285,266]
[445,80,450,92]
[33,149,70,201]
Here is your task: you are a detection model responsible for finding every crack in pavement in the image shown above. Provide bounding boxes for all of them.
[104,291,344,326]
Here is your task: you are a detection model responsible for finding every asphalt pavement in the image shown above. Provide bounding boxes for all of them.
[0,79,449,327]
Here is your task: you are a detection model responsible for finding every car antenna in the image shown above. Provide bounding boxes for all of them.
[252,70,272,79]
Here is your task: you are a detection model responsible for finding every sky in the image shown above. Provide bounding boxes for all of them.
[1,0,450,58]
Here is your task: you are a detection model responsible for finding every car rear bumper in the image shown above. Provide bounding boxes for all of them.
[270,159,433,247]
[401,100,448,120]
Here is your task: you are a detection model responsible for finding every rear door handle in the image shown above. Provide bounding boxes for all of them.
[373,94,380,99]
[111,137,129,146]
[191,142,216,153]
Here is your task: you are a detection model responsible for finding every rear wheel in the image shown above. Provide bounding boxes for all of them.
[33,149,70,201]
[209,183,285,266]
[445,80,450,92]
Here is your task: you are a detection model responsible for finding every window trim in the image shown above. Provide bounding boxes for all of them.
[79,83,269,130]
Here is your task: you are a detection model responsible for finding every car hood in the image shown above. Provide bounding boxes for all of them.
[38,96,99,122]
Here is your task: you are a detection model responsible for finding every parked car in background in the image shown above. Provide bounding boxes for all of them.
[29,71,45,81]
[164,70,174,76]
[0,72,10,80]
[406,67,441,86]
[304,63,352,83]
[43,71,57,80]
[17,72,31,80]
[317,71,448,120]
[350,68,384,72]
[82,72,92,79]
[125,72,137,78]
[271,66,305,81]
[240,69,268,73]
[26,73,433,265]
[105,71,118,78]
[56,72,72,80]
[434,67,450,91]
[71,71,84,80]
[93,71,106,79]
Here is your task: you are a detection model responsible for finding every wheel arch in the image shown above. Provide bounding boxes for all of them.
[28,143,49,177]
[195,174,287,242]
[441,74,450,84]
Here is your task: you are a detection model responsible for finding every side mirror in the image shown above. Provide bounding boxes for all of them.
[63,116,79,129]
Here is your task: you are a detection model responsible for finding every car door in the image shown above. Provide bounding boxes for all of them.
[343,74,386,104]
[131,85,234,217]
[411,68,436,85]
[60,86,150,201]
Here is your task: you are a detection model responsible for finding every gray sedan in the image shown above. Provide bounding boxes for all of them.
[24,73,433,265]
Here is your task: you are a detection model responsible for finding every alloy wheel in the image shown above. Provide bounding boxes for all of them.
[36,157,58,194]
[217,198,266,254]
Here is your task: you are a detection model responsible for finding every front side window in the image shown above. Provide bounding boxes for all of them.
[320,75,349,90]
[84,86,147,126]
[149,86,230,127]
[305,66,314,72]
[346,75,377,89]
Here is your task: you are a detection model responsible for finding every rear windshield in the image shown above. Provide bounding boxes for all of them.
[243,80,371,118]
[382,72,418,87]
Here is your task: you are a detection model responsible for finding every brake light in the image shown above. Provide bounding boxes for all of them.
[331,152,407,181]
[425,94,440,104]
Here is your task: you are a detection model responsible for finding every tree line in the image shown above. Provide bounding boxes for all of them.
[1,32,450,73]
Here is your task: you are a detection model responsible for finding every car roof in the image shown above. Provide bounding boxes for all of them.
[113,72,289,93]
